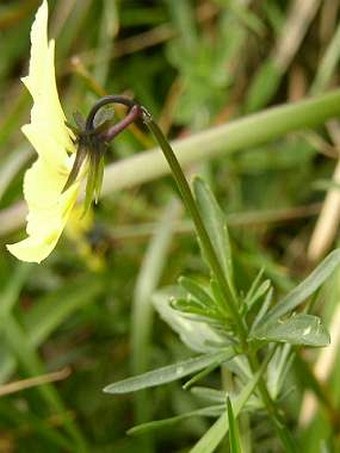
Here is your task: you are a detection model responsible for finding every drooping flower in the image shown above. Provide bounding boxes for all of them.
[6,1,86,263]
[6,1,143,264]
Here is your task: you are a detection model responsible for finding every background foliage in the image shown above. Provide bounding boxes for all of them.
[0,0,340,452]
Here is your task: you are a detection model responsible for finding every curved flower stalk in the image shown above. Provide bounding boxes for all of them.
[6,1,80,263]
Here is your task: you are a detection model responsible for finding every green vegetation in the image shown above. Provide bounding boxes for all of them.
[1,1,340,452]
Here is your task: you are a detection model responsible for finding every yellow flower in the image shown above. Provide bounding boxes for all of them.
[6,1,82,263]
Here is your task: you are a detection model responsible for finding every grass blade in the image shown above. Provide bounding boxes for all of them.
[227,397,242,453]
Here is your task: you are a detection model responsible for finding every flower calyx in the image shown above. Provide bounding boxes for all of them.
[63,96,143,213]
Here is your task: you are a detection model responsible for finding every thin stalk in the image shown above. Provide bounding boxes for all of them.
[100,105,141,142]
[142,111,247,340]
[100,88,340,195]
[142,109,298,451]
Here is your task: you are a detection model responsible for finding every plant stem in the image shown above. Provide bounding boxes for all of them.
[142,110,247,341]
[100,88,340,196]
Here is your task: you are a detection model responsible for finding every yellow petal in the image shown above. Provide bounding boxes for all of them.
[7,236,63,264]
[22,123,70,174]
[7,159,80,263]
[22,0,75,169]
[6,1,86,263]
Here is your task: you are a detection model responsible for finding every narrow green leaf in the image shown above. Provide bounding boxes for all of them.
[94,152,105,202]
[251,314,330,346]
[245,279,271,310]
[266,344,293,399]
[243,267,264,306]
[210,278,232,318]
[62,143,88,194]
[227,398,242,453]
[250,287,273,334]
[183,361,222,390]
[190,386,225,404]
[179,276,216,309]
[103,349,234,394]
[262,249,340,325]
[128,404,224,435]
[193,178,233,288]
[172,298,219,320]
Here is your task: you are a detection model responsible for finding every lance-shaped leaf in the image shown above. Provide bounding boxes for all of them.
[103,349,235,394]
[193,177,234,290]
[259,249,340,327]
[251,314,330,347]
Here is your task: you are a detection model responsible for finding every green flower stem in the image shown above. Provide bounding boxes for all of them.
[101,87,340,196]
[143,113,247,339]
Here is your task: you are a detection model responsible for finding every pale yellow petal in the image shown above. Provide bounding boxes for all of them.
[7,159,80,263]
[22,0,75,169]
[22,123,70,174]
[6,1,86,263]
[7,236,61,264]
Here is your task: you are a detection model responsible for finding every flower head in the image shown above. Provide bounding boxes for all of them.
[6,0,82,263]
[6,1,142,264]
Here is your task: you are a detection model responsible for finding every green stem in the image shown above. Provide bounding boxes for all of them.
[101,88,340,196]
[142,110,298,451]
[142,112,247,340]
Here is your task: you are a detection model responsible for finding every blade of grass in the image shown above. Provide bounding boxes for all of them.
[227,397,242,453]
